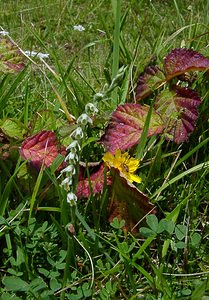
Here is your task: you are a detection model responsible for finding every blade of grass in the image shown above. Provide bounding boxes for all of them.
[28,162,45,225]
[0,159,26,216]
[136,101,153,160]
[151,160,209,200]
[111,0,121,107]
[173,136,209,170]
[0,68,27,113]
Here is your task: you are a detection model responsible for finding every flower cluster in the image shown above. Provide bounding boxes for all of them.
[23,50,49,59]
[103,149,142,183]
[60,103,98,206]
[73,25,85,32]
[0,30,9,36]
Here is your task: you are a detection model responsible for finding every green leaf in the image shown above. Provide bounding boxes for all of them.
[1,293,22,300]
[2,276,29,292]
[110,217,125,229]
[191,232,201,247]
[38,268,50,277]
[140,227,155,237]
[29,277,48,293]
[0,216,6,225]
[175,224,187,240]
[181,288,192,296]
[157,219,175,234]
[175,241,186,249]
[146,214,158,232]
[7,269,23,276]
[156,219,168,233]
[82,282,92,298]
[50,278,61,292]
[0,118,26,139]
[165,220,175,234]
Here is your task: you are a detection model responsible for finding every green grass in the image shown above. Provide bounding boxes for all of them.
[0,0,209,299]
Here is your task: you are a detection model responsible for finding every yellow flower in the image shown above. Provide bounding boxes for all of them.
[103,149,142,183]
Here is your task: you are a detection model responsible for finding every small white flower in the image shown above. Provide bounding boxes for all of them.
[66,140,81,152]
[61,165,76,176]
[23,50,49,59]
[67,192,77,206]
[65,152,79,163]
[0,31,9,36]
[73,25,85,32]
[60,177,72,190]
[77,113,92,126]
[93,93,104,102]
[85,102,98,114]
[71,127,84,140]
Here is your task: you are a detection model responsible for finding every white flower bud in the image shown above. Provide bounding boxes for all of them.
[60,177,72,190]
[61,165,76,176]
[77,113,92,126]
[93,93,104,102]
[65,152,79,163]
[67,192,77,206]
[73,25,85,32]
[0,30,9,36]
[66,140,81,152]
[71,127,84,140]
[85,102,99,114]
[23,50,49,59]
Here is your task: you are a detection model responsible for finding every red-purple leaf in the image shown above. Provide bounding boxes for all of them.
[108,167,156,232]
[136,66,166,101]
[77,163,112,198]
[164,48,209,81]
[154,87,201,143]
[0,38,25,73]
[20,131,66,169]
[101,104,164,153]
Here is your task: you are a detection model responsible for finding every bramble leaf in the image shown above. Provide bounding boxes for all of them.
[0,118,26,139]
[101,103,164,153]
[164,48,209,81]
[20,130,66,170]
[154,86,201,143]
[0,38,25,73]
[136,66,166,101]
[108,167,156,232]
[77,163,111,198]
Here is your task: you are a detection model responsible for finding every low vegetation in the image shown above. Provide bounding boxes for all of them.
[0,1,209,299]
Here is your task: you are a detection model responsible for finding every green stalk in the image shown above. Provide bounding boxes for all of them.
[111,0,121,107]
[60,236,74,300]
[136,102,153,160]
[28,163,44,225]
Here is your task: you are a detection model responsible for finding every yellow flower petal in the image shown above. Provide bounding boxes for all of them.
[102,149,142,184]
[103,152,114,167]
[127,158,140,172]
[128,173,142,183]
